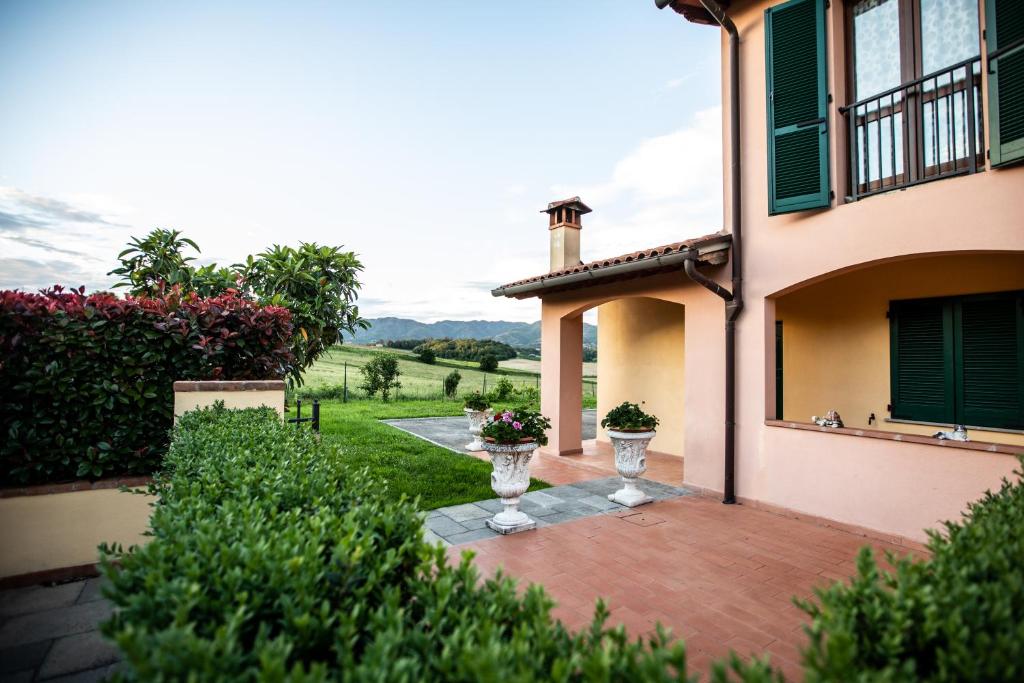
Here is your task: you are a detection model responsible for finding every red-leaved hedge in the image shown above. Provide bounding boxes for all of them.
[0,286,293,485]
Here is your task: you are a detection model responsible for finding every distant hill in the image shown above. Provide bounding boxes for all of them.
[344,317,597,347]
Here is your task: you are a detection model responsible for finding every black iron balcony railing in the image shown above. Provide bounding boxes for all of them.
[840,56,984,201]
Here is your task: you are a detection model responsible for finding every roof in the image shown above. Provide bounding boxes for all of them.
[492,232,731,299]
[542,197,592,214]
[658,0,730,26]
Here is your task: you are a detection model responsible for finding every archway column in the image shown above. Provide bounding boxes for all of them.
[540,304,583,456]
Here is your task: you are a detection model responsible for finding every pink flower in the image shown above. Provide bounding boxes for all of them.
[502,411,514,423]
[512,421,523,430]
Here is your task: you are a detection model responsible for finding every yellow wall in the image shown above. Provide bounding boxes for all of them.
[776,253,1024,447]
[174,390,285,419]
[597,297,685,456]
[0,488,153,579]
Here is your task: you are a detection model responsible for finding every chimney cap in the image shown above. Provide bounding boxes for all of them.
[541,197,592,215]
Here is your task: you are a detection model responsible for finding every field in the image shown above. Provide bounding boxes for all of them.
[498,357,598,378]
[301,344,597,401]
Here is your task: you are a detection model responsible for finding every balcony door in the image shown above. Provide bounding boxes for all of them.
[848,0,983,195]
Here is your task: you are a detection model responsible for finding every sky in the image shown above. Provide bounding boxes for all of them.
[0,0,722,323]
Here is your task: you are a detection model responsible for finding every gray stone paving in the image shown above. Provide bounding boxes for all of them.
[384,409,596,454]
[0,577,121,682]
[424,477,694,546]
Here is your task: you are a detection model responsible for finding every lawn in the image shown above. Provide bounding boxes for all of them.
[290,398,550,510]
[301,344,597,402]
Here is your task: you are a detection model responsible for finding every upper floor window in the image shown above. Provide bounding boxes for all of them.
[846,0,983,196]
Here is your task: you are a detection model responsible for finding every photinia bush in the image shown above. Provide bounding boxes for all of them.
[0,286,293,485]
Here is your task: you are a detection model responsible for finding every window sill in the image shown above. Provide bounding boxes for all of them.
[884,418,1024,436]
[764,420,1022,456]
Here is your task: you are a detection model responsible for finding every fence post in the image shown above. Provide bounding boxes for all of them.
[312,399,320,432]
[294,398,302,427]
[343,362,348,403]
[482,374,487,394]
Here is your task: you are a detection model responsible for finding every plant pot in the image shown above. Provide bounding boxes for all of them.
[480,440,539,534]
[464,408,493,451]
[606,429,656,508]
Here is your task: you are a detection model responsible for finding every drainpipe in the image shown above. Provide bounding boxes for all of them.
[661,0,742,505]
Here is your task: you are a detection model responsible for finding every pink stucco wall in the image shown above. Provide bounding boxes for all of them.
[535,0,1023,543]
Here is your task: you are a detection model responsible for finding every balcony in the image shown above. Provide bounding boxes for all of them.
[840,57,984,201]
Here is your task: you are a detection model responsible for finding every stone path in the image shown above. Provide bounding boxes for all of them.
[0,577,120,682]
[424,477,693,546]
[383,409,597,453]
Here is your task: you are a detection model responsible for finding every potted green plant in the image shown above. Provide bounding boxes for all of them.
[463,392,493,451]
[479,407,551,534]
[600,402,660,508]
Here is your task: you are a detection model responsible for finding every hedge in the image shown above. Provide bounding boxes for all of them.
[101,406,779,681]
[796,462,1024,682]
[0,287,293,485]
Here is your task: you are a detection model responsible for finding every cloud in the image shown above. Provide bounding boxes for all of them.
[549,106,723,259]
[0,187,135,292]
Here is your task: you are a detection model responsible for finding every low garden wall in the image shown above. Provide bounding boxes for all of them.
[173,380,286,418]
[0,479,153,585]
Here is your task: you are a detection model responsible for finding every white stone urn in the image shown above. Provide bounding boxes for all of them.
[481,439,539,534]
[464,408,493,450]
[606,430,656,508]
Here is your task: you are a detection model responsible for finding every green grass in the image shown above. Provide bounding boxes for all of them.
[289,398,550,510]
[301,345,597,402]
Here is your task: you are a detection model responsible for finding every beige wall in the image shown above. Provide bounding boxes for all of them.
[597,298,686,456]
[0,488,153,579]
[174,390,284,418]
[776,253,1024,447]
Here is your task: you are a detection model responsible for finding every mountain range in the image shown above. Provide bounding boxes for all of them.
[343,317,598,347]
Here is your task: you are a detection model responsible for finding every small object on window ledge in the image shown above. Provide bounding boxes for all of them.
[811,410,844,428]
[868,412,876,425]
[934,424,969,441]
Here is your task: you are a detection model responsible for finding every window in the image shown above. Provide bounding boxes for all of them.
[845,0,985,196]
[890,291,1024,430]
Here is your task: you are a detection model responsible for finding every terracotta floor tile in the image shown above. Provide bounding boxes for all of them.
[451,494,914,680]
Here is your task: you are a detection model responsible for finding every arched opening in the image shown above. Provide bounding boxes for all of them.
[769,251,1024,447]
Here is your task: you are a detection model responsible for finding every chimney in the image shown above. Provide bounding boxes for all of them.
[543,197,592,272]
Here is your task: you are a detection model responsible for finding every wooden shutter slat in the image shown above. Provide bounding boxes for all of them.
[890,300,955,423]
[765,0,831,214]
[986,0,1024,166]
[955,294,1024,429]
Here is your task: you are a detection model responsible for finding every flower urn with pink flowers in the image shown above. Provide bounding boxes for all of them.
[479,407,552,534]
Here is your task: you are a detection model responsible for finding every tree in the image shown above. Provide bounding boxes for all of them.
[416,348,436,364]
[108,229,202,297]
[360,353,402,402]
[443,370,461,398]
[108,230,368,385]
[479,354,498,372]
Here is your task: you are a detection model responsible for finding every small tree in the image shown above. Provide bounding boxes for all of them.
[479,354,498,372]
[360,353,402,402]
[443,370,461,398]
[490,377,515,401]
[417,348,436,364]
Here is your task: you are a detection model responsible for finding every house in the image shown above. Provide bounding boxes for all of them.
[492,0,1024,544]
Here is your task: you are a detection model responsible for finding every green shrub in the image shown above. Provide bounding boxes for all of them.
[0,287,292,485]
[443,370,461,398]
[601,402,659,432]
[479,353,499,372]
[101,406,698,680]
[489,377,515,401]
[359,352,402,401]
[416,347,436,364]
[798,463,1024,682]
[463,391,491,411]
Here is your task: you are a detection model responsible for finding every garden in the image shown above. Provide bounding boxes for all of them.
[3,228,1024,681]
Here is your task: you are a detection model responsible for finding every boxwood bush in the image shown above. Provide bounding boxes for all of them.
[795,464,1024,682]
[101,406,747,681]
[0,287,292,484]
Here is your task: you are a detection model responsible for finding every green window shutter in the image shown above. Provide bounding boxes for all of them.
[890,299,955,423]
[986,0,1024,166]
[954,294,1024,429]
[765,0,830,215]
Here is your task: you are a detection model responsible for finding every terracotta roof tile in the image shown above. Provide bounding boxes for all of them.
[496,231,729,291]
